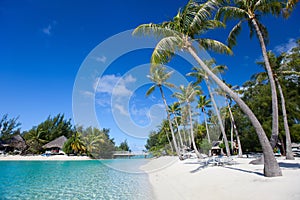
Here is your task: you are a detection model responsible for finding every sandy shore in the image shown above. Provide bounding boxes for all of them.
[142,156,300,200]
[0,154,91,161]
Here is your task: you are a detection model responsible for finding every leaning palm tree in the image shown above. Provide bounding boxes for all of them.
[146,66,180,156]
[254,51,298,160]
[134,0,281,176]
[188,60,231,156]
[216,83,243,157]
[168,102,184,148]
[173,83,202,158]
[215,0,285,149]
[197,95,212,143]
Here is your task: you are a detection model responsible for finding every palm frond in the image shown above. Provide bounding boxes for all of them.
[196,38,233,55]
[215,6,247,22]
[132,23,177,39]
[151,36,183,66]
[255,0,283,16]
[146,85,156,96]
[227,20,242,48]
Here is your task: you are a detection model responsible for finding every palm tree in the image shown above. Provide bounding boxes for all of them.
[188,60,231,156]
[197,95,212,143]
[173,83,202,158]
[254,51,298,160]
[134,0,281,176]
[70,132,86,155]
[25,129,48,154]
[158,120,175,153]
[181,104,192,148]
[215,0,285,149]
[168,102,184,148]
[146,66,180,156]
[82,127,105,158]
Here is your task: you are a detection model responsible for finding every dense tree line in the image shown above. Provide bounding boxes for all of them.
[0,113,128,159]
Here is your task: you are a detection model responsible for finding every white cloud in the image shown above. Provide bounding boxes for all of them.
[80,90,94,98]
[95,74,136,97]
[42,21,57,36]
[114,104,129,116]
[95,56,107,63]
[274,38,297,54]
[42,24,52,35]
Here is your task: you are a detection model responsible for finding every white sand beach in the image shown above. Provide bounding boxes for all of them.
[142,156,300,200]
[0,154,91,161]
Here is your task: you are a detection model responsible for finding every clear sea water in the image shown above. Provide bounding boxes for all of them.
[0,160,154,200]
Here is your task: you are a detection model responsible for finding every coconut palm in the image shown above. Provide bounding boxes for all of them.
[25,129,48,154]
[146,66,180,156]
[215,0,286,149]
[254,51,299,160]
[216,82,243,157]
[81,127,106,158]
[181,104,192,148]
[173,83,202,158]
[168,102,184,148]
[197,95,212,143]
[134,0,281,176]
[188,60,231,156]
[70,132,86,154]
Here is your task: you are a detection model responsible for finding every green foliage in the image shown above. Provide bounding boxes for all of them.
[23,114,75,154]
[199,139,212,155]
[0,114,21,140]
[118,139,131,152]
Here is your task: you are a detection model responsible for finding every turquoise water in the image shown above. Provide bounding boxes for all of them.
[0,160,154,200]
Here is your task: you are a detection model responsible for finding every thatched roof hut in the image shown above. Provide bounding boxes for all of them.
[43,135,67,149]
[9,134,27,150]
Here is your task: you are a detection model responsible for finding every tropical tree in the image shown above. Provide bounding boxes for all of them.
[24,128,48,154]
[0,114,21,140]
[118,139,131,152]
[188,60,231,156]
[173,83,202,158]
[254,51,299,160]
[80,127,106,158]
[215,0,287,149]
[146,66,180,156]
[134,0,282,176]
[197,95,212,143]
[168,102,184,147]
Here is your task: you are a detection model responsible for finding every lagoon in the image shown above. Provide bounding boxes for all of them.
[0,160,153,200]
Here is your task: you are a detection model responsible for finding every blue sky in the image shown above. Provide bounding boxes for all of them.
[1,0,299,151]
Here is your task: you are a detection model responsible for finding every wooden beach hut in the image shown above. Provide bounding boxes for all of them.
[43,135,67,155]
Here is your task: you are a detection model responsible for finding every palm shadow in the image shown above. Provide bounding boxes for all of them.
[278,162,300,169]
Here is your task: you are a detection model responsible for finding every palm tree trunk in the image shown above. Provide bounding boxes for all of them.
[187,103,202,158]
[174,117,184,147]
[251,19,279,149]
[159,86,180,156]
[230,118,234,153]
[275,78,294,160]
[228,102,243,157]
[203,110,211,143]
[188,46,282,177]
[206,81,231,156]
[165,129,174,153]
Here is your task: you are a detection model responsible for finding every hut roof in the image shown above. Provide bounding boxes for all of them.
[43,136,67,149]
[5,134,27,150]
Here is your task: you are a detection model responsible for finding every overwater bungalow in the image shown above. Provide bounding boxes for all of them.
[42,135,67,155]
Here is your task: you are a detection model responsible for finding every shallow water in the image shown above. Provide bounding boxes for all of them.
[0,160,154,200]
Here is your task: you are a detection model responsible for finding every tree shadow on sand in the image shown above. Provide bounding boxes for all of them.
[278,162,300,169]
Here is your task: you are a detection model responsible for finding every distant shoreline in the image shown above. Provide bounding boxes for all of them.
[0,154,92,161]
